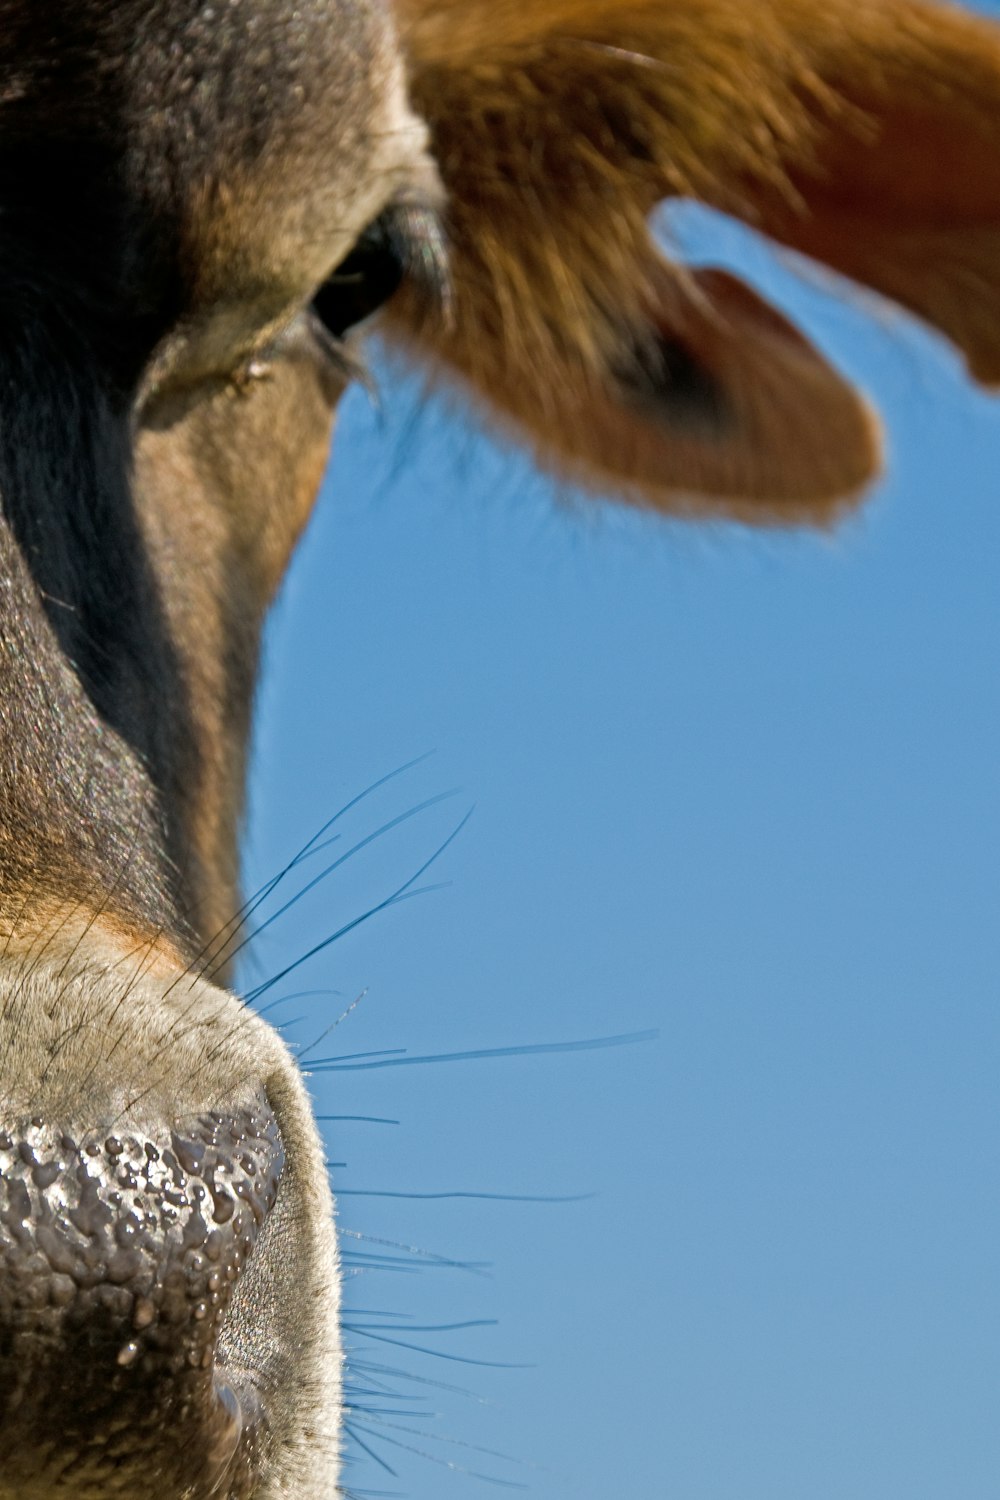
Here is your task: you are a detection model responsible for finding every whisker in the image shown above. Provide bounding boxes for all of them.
[339,1227,492,1276]
[345,1415,527,1471]
[334,1189,593,1203]
[349,1358,495,1406]
[170,753,437,987]
[242,811,473,1003]
[295,991,370,1060]
[342,1426,399,1479]
[344,1422,529,1488]
[312,1027,659,1071]
[257,987,342,1016]
[342,1328,527,1369]
[217,788,461,981]
[317,1115,400,1126]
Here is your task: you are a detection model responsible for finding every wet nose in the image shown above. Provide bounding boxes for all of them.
[0,1094,282,1496]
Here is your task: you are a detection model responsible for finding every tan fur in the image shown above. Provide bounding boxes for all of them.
[135,330,345,958]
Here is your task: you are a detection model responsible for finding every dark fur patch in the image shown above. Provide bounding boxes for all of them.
[620,333,731,433]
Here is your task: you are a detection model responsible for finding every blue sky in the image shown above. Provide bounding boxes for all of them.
[241,9,1000,1495]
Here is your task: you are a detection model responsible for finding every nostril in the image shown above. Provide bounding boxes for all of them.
[0,1094,283,1493]
[205,1379,245,1485]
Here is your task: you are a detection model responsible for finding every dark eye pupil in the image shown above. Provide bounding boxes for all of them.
[312,213,406,340]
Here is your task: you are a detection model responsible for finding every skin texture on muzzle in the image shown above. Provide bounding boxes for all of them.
[0,936,343,1500]
[0,1098,282,1495]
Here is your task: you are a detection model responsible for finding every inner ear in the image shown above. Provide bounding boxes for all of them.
[618,329,731,435]
[386,245,881,525]
[570,264,882,521]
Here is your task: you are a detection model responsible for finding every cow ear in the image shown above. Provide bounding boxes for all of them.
[386,0,1000,524]
[389,249,880,526]
[746,2,1000,388]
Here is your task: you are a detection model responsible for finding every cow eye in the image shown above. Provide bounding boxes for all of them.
[312,198,449,341]
[313,213,407,339]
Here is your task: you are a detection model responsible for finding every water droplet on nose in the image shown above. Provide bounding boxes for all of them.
[133,1297,156,1330]
[117,1341,140,1368]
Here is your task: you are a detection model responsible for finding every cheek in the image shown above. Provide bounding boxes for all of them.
[288,401,340,553]
[136,350,342,608]
[252,404,341,605]
[223,356,343,599]
[271,389,341,603]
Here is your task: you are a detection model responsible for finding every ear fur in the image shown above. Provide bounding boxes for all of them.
[386,0,1000,523]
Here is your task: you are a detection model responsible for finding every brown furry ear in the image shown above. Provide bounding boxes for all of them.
[387,0,1000,523]
[737,1,1000,388]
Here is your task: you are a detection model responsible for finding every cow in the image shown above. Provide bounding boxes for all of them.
[0,1,997,1496]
